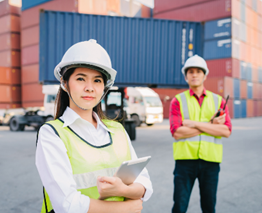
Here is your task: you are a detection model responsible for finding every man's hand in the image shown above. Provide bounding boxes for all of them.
[97,176,127,200]
[212,113,226,124]
[183,119,197,128]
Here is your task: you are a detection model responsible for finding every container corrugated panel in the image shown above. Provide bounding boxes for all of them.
[259,83,262,100]
[21,82,44,103]
[259,67,262,83]
[246,63,252,81]
[0,33,20,51]
[247,99,254,117]
[39,11,202,87]
[253,100,259,116]
[153,0,231,22]
[240,2,246,22]
[239,21,246,42]
[22,0,52,11]
[21,26,39,48]
[0,14,20,34]
[232,0,240,20]
[0,50,20,67]
[0,67,21,85]
[240,80,247,99]
[252,0,257,12]
[253,82,259,100]
[204,18,231,41]
[247,82,253,99]
[233,99,241,118]
[0,85,21,102]
[203,38,231,60]
[0,0,21,17]
[204,77,233,98]
[240,62,247,80]
[22,64,39,84]
[227,98,234,118]
[22,45,39,66]
[0,102,22,109]
[233,78,240,99]
[240,99,247,118]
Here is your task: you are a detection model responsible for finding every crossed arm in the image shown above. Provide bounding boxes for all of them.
[173,113,231,140]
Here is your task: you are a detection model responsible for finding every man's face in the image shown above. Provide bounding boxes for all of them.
[185,67,206,87]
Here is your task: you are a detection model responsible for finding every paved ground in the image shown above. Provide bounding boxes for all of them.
[1,117,262,213]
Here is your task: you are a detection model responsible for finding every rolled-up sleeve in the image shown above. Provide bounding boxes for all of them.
[36,124,90,213]
[169,97,183,135]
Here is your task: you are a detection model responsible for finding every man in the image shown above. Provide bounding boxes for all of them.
[169,55,232,213]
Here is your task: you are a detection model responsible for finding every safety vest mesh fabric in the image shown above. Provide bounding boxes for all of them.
[174,90,223,163]
[40,119,131,213]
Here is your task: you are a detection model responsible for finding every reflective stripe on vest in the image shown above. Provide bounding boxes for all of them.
[174,90,223,163]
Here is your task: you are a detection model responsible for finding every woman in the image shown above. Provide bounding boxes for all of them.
[36,39,153,213]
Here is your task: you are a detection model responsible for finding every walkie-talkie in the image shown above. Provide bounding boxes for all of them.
[215,95,229,117]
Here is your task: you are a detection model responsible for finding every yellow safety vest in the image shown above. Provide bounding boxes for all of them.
[173,90,223,163]
[40,119,131,213]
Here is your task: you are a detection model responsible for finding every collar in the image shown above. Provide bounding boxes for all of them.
[189,88,206,97]
[61,107,112,133]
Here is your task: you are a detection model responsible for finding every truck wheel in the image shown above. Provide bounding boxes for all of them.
[10,117,25,131]
[131,114,141,127]
[146,123,154,126]
[125,122,136,141]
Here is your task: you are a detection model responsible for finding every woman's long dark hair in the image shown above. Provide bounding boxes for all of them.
[54,68,108,120]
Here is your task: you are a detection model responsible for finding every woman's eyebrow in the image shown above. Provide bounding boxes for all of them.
[75,73,86,77]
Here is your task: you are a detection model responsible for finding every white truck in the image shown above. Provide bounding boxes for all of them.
[0,85,58,131]
[125,87,163,126]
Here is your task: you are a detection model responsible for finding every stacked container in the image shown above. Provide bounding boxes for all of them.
[154,0,262,118]
[20,0,151,108]
[0,0,21,109]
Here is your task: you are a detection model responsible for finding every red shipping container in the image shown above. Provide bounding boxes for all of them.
[21,25,39,47]
[227,98,234,119]
[0,85,21,102]
[206,58,240,78]
[22,101,43,108]
[259,84,262,100]
[0,32,20,51]
[141,4,151,18]
[154,0,213,15]
[240,80,247,99]
[253,100,259,116]
[153,0,231,22]
[0,102,22,109]
[21,82,44,103]
[21,64,39,84]
[0,50,20,67]
[0,0,21,17]
[21,0,78,29]
[0,14,20,34]
[253,82,259,100]
[259,100,262,116]
[247,99,254,117]
[204,77,233,99]
[0,67,21,85]
[21,44,39,66]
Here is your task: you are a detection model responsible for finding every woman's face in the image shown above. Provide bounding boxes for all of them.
[66,67,105,111]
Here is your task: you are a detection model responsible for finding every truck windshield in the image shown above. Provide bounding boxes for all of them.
[144,97,162,107]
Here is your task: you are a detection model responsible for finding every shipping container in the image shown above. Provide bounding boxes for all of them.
[21,82,44,102]
[21,64,39,84]
[107,0,120,15]
[153,0,231,22]
[252,66,258,82]
[247,99,254,117]
[141,4,151,18]
[259,67,262,83]
[21,25,39,47]
[227,98,234,118]
[78,0,107,15]
[0,14,20,34]
[247,82,253,99]
[206,58,240,78]
[204,77,233,99]
[22,101,44,108]
[0,50,20,67]
[233,78,240,99]
[0,85,21,102]
[259,83,262,100]
[240,99,247,118]
[239,21,246,42]
[253,82,259,100]
[39,11,202,87]
[232,0,240,20]
[233,99,241,118]
[253,100,259,117]
[259,100,262,116]
[21,44,38,66]
[0,0,21,17]
[240,80,247,99]
[240,2,246,22]
[0,32,20,51]
[246,63,252,81]
[120,0,142,17]
[204,17,231,40]
[239,41,246,61]
[0,67,21,85]
[0,102,22,109]
[22,0,52,11]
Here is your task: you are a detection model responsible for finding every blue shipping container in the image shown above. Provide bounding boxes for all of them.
[240,99,247,118]
[204,18,231,40]
[234,78,240,99]
[203,39,231,60]
[234,99,241,118]
[247,82,253,99]
[22,0,52,11]
[246,63,252,81]
[240,61,246,80]
[39,10,202,87]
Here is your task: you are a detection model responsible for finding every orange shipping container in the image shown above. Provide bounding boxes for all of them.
[21,25,39,47]
[0,33,20,51]
[0,50,20,67]
[22,101,43,108]
[232,0,240,20]
[240,80,247,99]
[141,4,151,18]
[21,82,44,103]
[0,0,21,17]
[107,0,120,14]
[0,102,22,109]
[21,64,39,84]
[204,77,233,99]
[21,45,38,66]
[247,99,254,117]
[0,14,20,34]
[0,67,21,85]
[0,85,21,102]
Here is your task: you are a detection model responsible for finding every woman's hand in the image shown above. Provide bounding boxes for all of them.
[97,176,128,200]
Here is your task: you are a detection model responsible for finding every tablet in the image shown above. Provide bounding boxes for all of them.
[114,156,151,185]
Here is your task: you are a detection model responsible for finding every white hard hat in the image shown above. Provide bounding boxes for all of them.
[181,55,209,76]
[54,39,117,87]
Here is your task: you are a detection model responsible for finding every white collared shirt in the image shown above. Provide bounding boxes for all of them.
[36,107,153,213]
